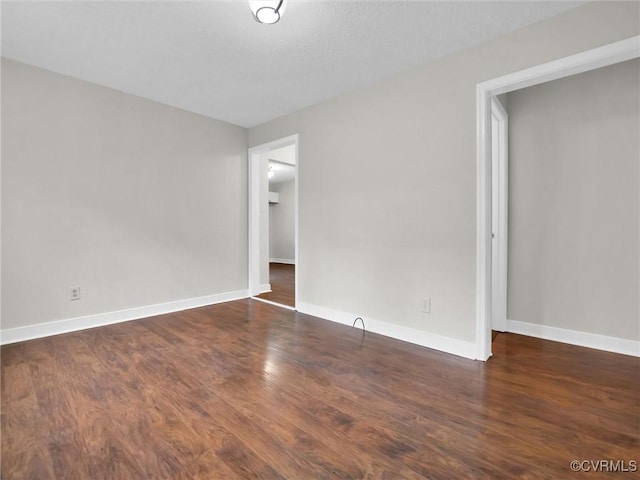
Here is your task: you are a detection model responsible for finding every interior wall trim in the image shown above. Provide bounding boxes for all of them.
[0,289,250,345]
[297,301,477,360]
[269,258,295,265]
[506,319,639,357]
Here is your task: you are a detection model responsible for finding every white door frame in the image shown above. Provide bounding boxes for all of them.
[248,134,299,305]
[490,97,508,333]
[475,35,640,361]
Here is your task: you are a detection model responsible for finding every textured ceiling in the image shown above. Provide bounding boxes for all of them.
[1,1,582,128]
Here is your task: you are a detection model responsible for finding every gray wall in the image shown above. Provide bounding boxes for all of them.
[269,179,295,262]
[1,59,248,330]
[258,153,270,287]
[248,2,639,343]
[507,58,639,341]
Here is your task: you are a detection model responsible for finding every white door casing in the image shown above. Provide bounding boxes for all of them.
[248,134,299,304]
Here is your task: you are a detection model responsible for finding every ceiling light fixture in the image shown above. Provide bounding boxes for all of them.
[249,0,287,24]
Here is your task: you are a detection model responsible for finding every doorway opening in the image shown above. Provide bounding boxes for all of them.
[248,134,299,310]
[476,35,639,361]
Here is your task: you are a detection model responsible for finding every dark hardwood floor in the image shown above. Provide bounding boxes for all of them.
[1,299,638,479]
[256,263,295,307]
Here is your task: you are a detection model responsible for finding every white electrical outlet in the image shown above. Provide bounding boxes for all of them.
[421,298,431,313]
[70,286,81,301]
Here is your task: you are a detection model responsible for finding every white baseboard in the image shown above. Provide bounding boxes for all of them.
[251,297,296,311]
[0,289,250,345]
[249,284,271,297]
[270,258,295,265]
[297,302,477,360]
[506,319,640,357]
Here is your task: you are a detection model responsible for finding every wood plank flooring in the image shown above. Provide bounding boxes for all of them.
[256,263,295,307]
[1,299,638,479]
